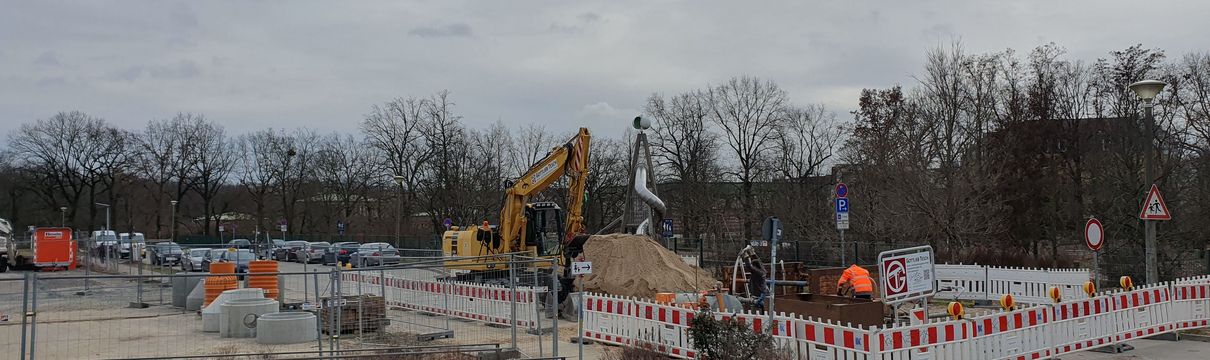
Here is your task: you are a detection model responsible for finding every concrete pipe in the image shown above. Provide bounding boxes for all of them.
[220,298,279,338]
[203,288,264,333]
[255,312,318,345]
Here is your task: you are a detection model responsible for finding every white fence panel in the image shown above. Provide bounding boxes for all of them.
[873,319,974,359]
[1049,295,1115,356]
[966,306,1051,360]
[936,264,987,301]
[1172,283,1210,331]
[1110,284,1174,342]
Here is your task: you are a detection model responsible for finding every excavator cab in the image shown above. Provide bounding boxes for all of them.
[524,202,564,257]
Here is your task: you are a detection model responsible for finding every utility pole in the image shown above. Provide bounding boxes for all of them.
[60,206,67,227]
[1130,79,1167,285]
[394,175,404,247]
[170,200,178,243]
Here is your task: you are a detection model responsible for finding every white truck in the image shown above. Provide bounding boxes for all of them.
[0,218,13,272]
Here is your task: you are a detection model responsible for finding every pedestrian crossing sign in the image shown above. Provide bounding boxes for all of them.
[1138,184,1171,220]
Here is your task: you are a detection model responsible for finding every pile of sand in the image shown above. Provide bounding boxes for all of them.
[575,234,718,299]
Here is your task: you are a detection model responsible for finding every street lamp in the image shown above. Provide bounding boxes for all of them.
[95,203,111,231]
[1130,79,1167,285]
[394,175,404,246]
[60,206,67,227]
[170,200,178,243]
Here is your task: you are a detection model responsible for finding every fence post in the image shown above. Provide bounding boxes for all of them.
[19,272,30,360]
[550,261,559,356]
[509,254,518,351]
[312,269,323,353]
[29,273,38,360]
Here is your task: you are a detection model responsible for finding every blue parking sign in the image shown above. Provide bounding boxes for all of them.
[836,198,849,213]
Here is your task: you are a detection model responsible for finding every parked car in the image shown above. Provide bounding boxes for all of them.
[258,239,285,259]
[181,248,211,272]
[91,230,118,257]
[221,249,256,276]
[200,248,227,271]
[274,241,308,262]
[150,242,183,266]
[118,232,146,260]
[298,242,330,264]
[324,242,360,266]
[227,239,251,250]
[350,243,402,267]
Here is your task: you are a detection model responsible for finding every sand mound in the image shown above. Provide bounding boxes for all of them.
[575,234,717,299]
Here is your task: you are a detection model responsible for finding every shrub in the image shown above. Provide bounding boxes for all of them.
[687,306,791,360]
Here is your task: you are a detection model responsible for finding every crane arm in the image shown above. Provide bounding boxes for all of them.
[498,128,591,250]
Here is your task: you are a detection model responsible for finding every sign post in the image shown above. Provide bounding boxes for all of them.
[878,245,936,324]
[570,259,593,359]
[1138,184,1171,284]
[1085,218,1104,288]
[835,182,849,266]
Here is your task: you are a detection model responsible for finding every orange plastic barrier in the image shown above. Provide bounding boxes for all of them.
[248,260,280,300]
[204,262,238,307]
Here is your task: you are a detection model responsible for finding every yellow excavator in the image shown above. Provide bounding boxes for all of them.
[441,127,592,291]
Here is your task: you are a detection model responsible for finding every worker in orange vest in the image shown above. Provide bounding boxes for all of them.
[837,264,874,299]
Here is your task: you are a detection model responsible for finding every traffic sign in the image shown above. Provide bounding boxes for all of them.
[836,212,850,230]
[1138,184,1171,220]
[571,261,593,275]
[337,221,346,235]
[662,219,673,237]
[280,224,287,232]
[878,245,935,304]
[443,218,453,229]
[835,182,848,198]
[835,198,850,213]
[1084,218,1104,252]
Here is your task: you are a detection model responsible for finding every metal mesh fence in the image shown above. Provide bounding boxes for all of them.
[2,245,580,359]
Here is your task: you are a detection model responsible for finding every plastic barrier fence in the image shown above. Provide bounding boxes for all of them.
[341,271,546,328]
[935,264,1091,304]
[583,276,1210,360]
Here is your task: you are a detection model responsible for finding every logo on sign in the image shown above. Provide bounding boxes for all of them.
[836,198,849,213]
[884,258,908,295]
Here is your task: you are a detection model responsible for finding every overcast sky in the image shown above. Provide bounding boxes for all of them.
[2,1,1208,141]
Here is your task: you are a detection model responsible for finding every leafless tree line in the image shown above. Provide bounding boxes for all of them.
[1,43,1207,279]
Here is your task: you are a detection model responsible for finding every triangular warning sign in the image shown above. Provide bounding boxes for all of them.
[1138,184,1171,220]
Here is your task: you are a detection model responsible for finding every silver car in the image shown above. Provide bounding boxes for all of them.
[350,243,401,267]
[181,248,211,272]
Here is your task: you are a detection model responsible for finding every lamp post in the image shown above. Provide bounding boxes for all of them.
[170,200,178,243]
[393,175,405,247]
[1130,79,1167,285]
[60,206,67,227]
[95,203,111,231]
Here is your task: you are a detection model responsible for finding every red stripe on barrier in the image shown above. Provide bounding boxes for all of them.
[825,327,836,346]
[843,330,855,349]
[806,323,817,342]
[927,327,937,345]
[945,324,955,341]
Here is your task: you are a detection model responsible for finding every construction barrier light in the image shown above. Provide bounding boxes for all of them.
[1083,281,1096,296]
[1120,276,1134,291]
[947,301,964,320]
[1048,287,1062,303]
[999,294,1015,311]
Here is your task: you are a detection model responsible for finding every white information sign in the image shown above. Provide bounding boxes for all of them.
[571,261,593,275]
[836,212,850,230]
[877,245,936,304]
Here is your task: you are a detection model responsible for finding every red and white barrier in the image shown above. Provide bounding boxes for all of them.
[1049,295,1116,356]
[1109,284,1173,342]
[580,275,1210,360]
[1172,283,1210,330]
[341,271,546,328]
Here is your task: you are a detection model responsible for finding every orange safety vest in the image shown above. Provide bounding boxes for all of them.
[838,265,874,294]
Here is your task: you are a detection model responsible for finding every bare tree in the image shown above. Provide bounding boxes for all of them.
[774,104,843,180]
[706,76,787,237]
[311,133,380,235]
[189,118,235,237]
[646,91,724,238]
[362,96,430,238]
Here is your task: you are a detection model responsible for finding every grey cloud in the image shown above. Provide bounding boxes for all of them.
[408,23,473,38]
[111,60,201,81]
[36,77,67,87]
[34,51,60,66]
[169,3,199,29]
[577,12,601,23]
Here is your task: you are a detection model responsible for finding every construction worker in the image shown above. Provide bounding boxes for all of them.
[836,264,874,299]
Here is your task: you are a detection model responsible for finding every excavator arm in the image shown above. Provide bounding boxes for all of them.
[498,127,591,253]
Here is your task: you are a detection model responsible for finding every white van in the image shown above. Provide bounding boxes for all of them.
[118,232,146,260]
